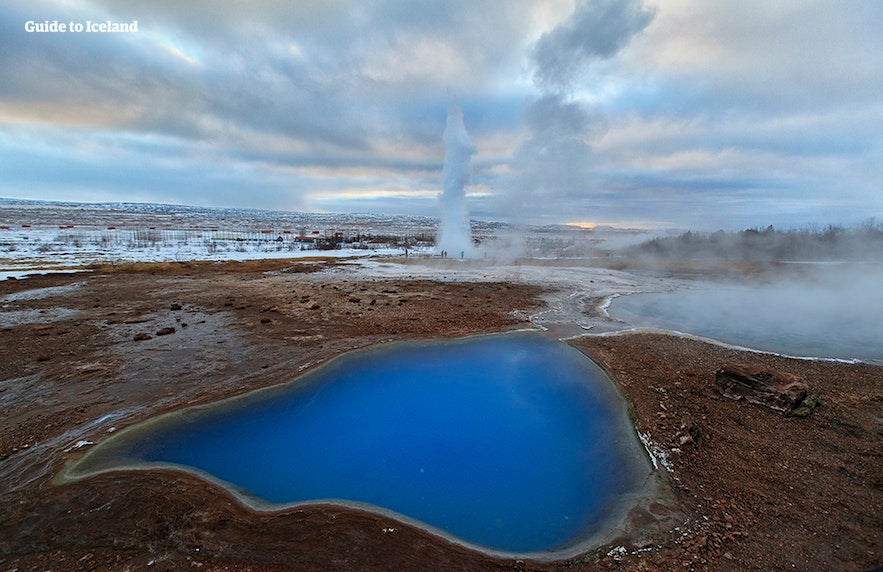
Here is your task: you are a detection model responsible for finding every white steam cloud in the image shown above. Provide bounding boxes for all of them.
[437,102,476,256]
[502,0,655,224]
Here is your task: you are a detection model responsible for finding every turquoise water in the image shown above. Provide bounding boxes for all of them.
[71,332,648,553]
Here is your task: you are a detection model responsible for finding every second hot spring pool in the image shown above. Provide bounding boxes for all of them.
[63,331,651,555]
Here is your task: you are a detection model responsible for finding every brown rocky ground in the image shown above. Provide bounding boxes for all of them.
[0,259,880,571]
[572,334,882,571]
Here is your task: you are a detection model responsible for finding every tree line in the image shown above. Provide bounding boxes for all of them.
[627,219,883,261]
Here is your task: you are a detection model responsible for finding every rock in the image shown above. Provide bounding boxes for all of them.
[170,303,182,311]
[714,363,808,414]
[788,393,822,417]
[675,418,702,446]
[133,332,152,341]
[155,327,176,336]
[260,317,271,324]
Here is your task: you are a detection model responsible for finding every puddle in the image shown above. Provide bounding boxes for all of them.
[0,307,82,327]
[1,281,87,302]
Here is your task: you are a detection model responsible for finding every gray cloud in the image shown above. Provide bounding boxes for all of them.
[1,1,881,228]
[531,0,655,92]
[1,0,534,175]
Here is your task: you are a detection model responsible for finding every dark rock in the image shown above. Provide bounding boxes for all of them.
[169,303,182,311]
[133,332,152,341]
[260,317,271,324]
[714,363,808,413]
[788,393,822,417]
[155,327,176,336]
[675,418,703,446]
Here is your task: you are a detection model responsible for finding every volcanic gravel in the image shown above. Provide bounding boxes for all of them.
[1,259,880,571]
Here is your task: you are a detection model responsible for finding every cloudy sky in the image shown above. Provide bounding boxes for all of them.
[2,0,881,230]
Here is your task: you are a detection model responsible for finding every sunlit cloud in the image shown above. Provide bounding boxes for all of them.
[564,219,659,230]
[0,102,140,128]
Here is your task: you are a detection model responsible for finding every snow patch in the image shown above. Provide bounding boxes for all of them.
[638,431,672,473]
[606,546,627,560]
[64,440,94,452]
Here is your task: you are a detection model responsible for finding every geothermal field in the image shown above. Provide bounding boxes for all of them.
[1,199,881,571]
[5,0,882,568]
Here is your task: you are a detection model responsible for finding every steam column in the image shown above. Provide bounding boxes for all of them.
[437,103,476,257]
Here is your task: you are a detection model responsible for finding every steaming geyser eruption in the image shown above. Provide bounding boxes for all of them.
[437,103,476,256]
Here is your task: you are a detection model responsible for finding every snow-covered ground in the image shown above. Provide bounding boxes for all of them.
[0,225,432,279]
[0,198,445,278]
[1,198,658,283]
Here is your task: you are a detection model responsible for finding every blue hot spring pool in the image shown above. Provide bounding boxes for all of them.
[64,332,649,554]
